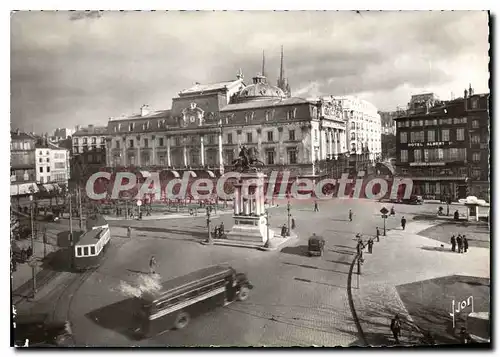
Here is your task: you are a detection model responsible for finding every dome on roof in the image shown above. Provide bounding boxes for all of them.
[234,74,285,102]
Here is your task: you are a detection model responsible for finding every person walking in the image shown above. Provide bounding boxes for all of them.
[390,314,402,344]
[463,235,469,253]
[149,255,157,275]
[291,217,296,230]
[450,235,456,252]
[456,235,463,253]
[367,238,374,254]
[313,201,319,212]
[127,226,132,238]
[459,327,472,344]
[401,216,406,230]
[376,227,380,242]
[349,209,353,222]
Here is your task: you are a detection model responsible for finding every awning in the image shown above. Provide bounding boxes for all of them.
[408,177,468,181]
[10,183,39,196]
[139,171,151,178]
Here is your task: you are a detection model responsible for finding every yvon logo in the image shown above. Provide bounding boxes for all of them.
[449,296,474,328]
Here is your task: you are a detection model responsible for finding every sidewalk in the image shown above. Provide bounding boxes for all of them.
[351,220,490,346]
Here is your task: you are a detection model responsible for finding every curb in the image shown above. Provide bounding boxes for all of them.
[347,252,368,346]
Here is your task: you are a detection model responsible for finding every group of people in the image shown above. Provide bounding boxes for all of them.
[450,234,469,253]
[213,222,225,239]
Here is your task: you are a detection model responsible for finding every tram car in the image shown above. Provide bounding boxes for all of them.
[73,215,111,271]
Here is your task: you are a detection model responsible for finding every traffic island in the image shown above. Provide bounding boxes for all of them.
[203,230,298,251]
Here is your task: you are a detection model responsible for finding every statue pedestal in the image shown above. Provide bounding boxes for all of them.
[226,215,273,244]
[226,172,272,245]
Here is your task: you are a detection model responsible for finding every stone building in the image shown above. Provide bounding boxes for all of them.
[10,130,38,196]
[106,71,348,178]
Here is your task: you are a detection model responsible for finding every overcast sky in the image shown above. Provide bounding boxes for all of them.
[11,11,489,134]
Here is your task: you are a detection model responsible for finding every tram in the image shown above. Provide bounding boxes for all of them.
[73,215,111,271]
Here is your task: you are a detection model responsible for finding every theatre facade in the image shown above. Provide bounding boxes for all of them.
[105,71,348,179]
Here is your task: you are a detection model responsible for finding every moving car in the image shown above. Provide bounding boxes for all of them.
[308,234,325,257]
[13,313,74,347]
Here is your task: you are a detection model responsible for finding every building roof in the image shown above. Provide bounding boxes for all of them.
[220,97,313,112]
[108,109,172,122]
[11,131,36,141]
[73,126,108,136]
[233,75,285,103]
[179,79,243,96]
[35,141,64,150]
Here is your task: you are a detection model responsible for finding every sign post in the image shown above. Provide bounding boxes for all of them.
[137,199,142,220]
[450,296,474,328]
[380,207,389,236]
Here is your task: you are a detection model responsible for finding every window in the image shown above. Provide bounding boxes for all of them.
[77,247,82,256]
[266,150,275,165]
[400,132,407,144]
[227,133,233,144]
[456,128,465,141]
[472,99,478,109]
[144,138,149,148]
[47,176,51,182]
[39,158,42,163]
[129,139,134,148]
[83,247,89,256]
[473,152,481,162]
[438,148,444,160]
[208,135,215,144]
[265,111,270,121]
[427,130,435,142]
[175,137,182,146]
[472,120,480,128]
[83,138,88,145]
[288,149,297,164]
[101,137,105,143]
[247,133,253,143]
[226,150,234,164]
[116,140,120,149]
[39,167,43,173]
[46,158,50,163]
[472,169,482,179]
[400,150,408,163]
[441,129,450,141]
[159,137,164,147]
[351,122,356,129]
[129,123,134,131]
[47,167,50,173]
[471,134,480,144]
[91,137,96,144]
[314,129,318,142]
[413,149,422,162]
[267,131,274,142]
[289,130,295,141]
[351,132,356,140]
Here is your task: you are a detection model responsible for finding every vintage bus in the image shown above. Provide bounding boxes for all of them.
[133,265,253,339]
[73,225,111,271]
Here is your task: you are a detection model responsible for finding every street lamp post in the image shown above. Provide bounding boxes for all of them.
[380,207,389,236]
[29,194,37,298]
[68,191,74,269]
[264,209,271,248]
[286,200,291,236]
[205,206,213,244]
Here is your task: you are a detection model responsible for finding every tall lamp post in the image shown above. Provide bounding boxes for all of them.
[205,205,213,244]
[29,193,37,298]
[264,209,271,248]
[380,207,388,236]
[286,199,291,236]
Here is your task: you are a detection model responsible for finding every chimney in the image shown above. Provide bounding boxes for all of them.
[464,88,468,111]
[16,128,20,135]
[88,124,94,129]
[75,125,81,132]
[141,104,150,117]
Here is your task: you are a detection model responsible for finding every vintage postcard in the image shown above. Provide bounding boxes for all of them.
[10,10,490,347]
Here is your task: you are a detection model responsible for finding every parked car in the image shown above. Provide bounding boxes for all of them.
[391,195,423,205]
[13,313,74,347]
[308,234,325,257]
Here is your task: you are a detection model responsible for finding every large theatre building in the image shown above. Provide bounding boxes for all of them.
[106,71,348,179]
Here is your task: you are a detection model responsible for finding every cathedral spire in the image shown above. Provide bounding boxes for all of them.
[277,45,290,97]
[262,50,266,77]
[279,45,284,85]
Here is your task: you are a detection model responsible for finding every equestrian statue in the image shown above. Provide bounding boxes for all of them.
[232,145,265,172]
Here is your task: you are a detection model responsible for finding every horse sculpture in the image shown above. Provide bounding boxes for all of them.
[232,145,265,172]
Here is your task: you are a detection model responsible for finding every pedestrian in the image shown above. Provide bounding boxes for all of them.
[127,226,132,238]
[356,237,365,256]
[456,235,463,253]
[149,255,157,275]
[314,201,319,212]
[390,314,402,344]
[459,327,472,344]
[454,210,460,220]
[281,224,287,237]
[291,217,296,230]
[220,222,225,235]
[450,235,456,252]
[367,238,374,254]
[463,235,468,253]
[401,216,406,230]
[349,209,353,222]
[376,227,380,242]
